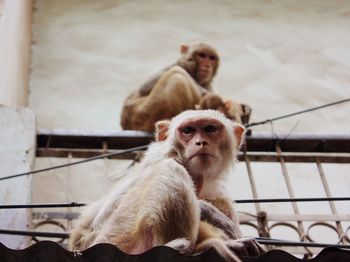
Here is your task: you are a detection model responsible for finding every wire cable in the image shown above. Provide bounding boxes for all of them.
[0,202,85,209]
[255,237,350,249]
[0,145,148,182]
[235,197,350,204]
[0,229,349,249]
[246,98,350,128]
[2,99,349,182]
[1,197,349,209]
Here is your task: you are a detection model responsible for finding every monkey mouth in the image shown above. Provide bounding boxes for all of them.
[198,69,211,77]
[189,152,215,160]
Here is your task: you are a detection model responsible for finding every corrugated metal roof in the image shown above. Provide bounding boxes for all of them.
[0,241,349,262]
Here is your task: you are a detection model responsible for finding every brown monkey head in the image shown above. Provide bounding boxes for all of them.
[198,94,242,123]
[177,43,220,88]
[199,94,226,111]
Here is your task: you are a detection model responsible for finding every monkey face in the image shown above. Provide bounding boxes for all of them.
[178,43,219,87]
[155,110,244,182]
[175,117,229,176]
[194,48,219,85]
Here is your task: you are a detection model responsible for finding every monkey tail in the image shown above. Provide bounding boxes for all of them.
[195,238,242,262]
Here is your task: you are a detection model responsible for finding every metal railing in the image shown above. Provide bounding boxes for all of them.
[2,130,349,257]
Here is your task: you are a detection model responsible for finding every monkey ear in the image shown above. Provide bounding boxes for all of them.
[224,100,234,111]
[155,120,170,142]
[180,44,189,54]
[233,124,245,147]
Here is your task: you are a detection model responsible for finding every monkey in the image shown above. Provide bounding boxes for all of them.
[196,93,252,125]
[120,43,251,131]
[70,110,264,260]
[196,93,242,123]
[69,158,200,254]
[120,42,220,132]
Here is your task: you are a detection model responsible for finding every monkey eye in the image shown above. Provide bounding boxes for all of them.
[182,126,196,134]
[209,55,217,61]
[204,125,218,133]
[197,52,206,58]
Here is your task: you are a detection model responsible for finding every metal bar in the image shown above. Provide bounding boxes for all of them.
[0,145,148,181]
[36,131,350,153]
[36,148,140,160]
[316,158,346,243]
[239,152,350,163]
[2,197,350,209]
[236,197,350,203]
[255,237,350,249]
[36,148,350,163]
[1,228,349,249]
[0,229,69,239]
[244,154,261,212]
[29,212,350,222]
[239,213,350,222]
[0,202,85,209]
[276,145,307,242]
[32,212,80,220]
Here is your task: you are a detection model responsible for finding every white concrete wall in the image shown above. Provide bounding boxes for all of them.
[0,0,32,107]
[29,0,350,134]
[0,107,35,249]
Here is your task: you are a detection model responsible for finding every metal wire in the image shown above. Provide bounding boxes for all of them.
[246,98,350,128]
[236,197,350,204]
[1,98,349,182]
[0,229,69,239]
[0,145,148,181]
[0,202,85,209]
[1,197,349,209]
[0,229,349,249]
[255,237,350,249]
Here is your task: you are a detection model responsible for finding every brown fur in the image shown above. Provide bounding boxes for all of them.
[120,43,220,132]
[197,93,245,123]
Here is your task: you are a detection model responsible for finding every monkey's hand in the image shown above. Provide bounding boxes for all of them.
[227,238,266,257]
[239,103,252,125]
[199,200,239,239]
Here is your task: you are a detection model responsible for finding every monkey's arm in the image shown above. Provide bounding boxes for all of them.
[199,199,240,239]
[138,65,173,96]
[199,200,265,256]
[228,238,266,257]
[138,74,162,96]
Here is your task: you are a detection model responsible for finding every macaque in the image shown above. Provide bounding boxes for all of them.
[120,42,220,132]
[70,110,264,261]
[197,93,252,125]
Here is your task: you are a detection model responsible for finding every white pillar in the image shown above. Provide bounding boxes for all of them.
[0,0,33,106]
[0,107,35,248]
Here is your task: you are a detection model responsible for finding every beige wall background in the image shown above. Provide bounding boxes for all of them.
[29,0,350,134]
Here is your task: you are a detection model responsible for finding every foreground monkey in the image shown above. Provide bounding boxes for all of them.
[70,110,264,261]
[120,42,248,132]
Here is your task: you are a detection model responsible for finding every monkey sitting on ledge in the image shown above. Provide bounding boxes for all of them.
[120,42,250,132]
[70,110,264,261]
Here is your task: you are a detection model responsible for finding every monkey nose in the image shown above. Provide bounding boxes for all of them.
[196,141,208,146]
